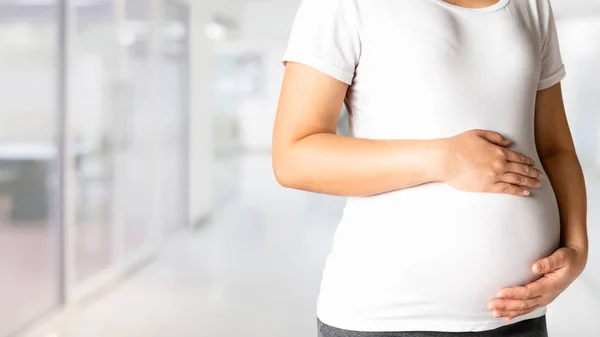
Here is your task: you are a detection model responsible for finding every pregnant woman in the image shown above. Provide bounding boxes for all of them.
[272,0,589,336]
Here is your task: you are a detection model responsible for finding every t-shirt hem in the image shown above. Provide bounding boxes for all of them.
[282,50,355,85]
[317,306,547,333]
[538,64,566,91]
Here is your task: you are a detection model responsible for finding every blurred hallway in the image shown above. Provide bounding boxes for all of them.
[23,154,600,337]
[2,0,600,336]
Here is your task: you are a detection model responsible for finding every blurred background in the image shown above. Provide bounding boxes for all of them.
[0,0,598,336]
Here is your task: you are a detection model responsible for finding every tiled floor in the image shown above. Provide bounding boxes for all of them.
[21,153,600,337]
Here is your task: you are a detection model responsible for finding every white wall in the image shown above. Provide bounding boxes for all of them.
[557,17,600,171]
[553,0,600,18]
[187,0,213,224]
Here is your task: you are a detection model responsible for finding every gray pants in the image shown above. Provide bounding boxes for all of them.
[317,316,548,337]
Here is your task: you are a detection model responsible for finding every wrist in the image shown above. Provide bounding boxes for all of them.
[565,243,589,258]
[562,237,589,256]
[427,138,451,183]
[564,244,589,272]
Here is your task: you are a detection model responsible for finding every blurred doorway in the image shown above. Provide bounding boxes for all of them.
[69,0,161,292]
[70,0,117,285]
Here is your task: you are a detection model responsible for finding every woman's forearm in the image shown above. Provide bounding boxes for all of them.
[540,150,588,255]
[273,133,447,197]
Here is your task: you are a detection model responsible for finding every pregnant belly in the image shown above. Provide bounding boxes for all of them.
[321,179,561,320]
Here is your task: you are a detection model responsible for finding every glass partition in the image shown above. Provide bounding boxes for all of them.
[0,1,61,335]
[120,0,155,257]
[71,0,117,283]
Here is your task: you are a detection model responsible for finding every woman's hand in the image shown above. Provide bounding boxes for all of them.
[487,246,588,322]
[441,129,543,196]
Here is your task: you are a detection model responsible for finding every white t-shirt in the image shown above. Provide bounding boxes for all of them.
[282,0,565,333]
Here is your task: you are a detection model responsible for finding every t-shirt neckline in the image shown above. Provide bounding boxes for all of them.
[429,0,510,13]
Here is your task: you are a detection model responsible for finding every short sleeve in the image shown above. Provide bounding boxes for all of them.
[282,0,362,85]
[537,1,566,91]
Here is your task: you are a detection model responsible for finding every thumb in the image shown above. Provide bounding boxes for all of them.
[532,249,568,274]
[475,130,512,147]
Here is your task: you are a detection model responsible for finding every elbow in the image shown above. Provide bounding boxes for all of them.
[538,146,578,161]
[272,149,300,189]
[272,158,295,189]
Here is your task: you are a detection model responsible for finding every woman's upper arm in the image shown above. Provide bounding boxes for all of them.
[273,62,348,151]
[534,1,572,159]
[274,0,361,151]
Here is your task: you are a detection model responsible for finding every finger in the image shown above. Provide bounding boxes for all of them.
[505,162,543,179]
[498,173,541,189]
[496,282,544,300]
[491,306,539,320]
[488,298,541,312]
[532,249,569,274]
[503,149,535,166]
[491,182,531,196]
[476,130,512,146]
[492,306,538,320]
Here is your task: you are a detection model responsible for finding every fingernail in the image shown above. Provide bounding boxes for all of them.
[523,190,530,196]
[488,303,494,310]
[493,311,501,317]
